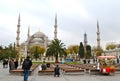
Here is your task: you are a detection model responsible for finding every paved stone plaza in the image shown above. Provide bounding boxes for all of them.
[0,63,120,81]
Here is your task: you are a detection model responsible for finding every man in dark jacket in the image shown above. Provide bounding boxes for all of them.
[22,56,32,81]
[54,65,60,77]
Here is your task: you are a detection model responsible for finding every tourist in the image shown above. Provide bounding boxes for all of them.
[5,59,8,68]
[14,59,18,69]
[3,59,6,68]
[9,58,15,72]
[22,56,32,81]
[20,58,23,65]
[88,59,90,64]
[54,65,60,77]
[117,58,119,64]
[46,62,50,68]
[41,63,47,70]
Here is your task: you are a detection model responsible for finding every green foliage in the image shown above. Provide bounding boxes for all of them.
[32,62,43,64]
[46,39,66,63]
[34,46,39,60]
[86,45,92,59]
[92,46,103,57]
[67,45,79,54]
[29,46,46,60]
[106,42,117,50]
[79,42,85,59]
[0,44,18,60]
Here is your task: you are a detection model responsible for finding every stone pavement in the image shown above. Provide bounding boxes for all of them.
[0,63,120,81]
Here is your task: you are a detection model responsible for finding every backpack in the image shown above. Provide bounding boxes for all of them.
[23,60,30,70]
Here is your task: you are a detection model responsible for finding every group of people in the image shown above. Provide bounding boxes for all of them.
[41,62,51,70]
[8,58,18,72]
[2,59,8,68]
[2,56,61,81]
[2,56,32,81]
[41,62,60,77]
[3,58,18,71]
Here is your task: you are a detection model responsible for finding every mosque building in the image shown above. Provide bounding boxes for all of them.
[16,14,58,58]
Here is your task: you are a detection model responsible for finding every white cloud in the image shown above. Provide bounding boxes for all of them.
[58,28,83,47]
[0,0,120,50]
[48,0,90,19]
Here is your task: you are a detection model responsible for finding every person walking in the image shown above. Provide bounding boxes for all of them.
[54,65,60,77]
[22,56,32,81]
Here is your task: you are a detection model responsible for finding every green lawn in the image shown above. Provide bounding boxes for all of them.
[32,62,55,64]
[65,61,82,65]
[32,62,43,65]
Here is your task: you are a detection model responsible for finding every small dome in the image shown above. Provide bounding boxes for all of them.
[32,31,45,38]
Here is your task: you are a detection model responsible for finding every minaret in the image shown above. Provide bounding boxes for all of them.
[54,14,58,39]
[27,26,30,39]
[16,14,21,47]
[97,20,100,48]
[84,32,87,51]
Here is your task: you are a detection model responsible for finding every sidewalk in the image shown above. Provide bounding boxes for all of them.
[0,63,120,81]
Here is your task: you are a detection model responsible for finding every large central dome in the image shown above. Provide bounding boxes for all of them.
[27,31,50,47]
[21,31,51,48]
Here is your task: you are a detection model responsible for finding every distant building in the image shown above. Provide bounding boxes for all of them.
[103,48,120,58]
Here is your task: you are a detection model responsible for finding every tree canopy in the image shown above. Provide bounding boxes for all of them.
[86,45,92,59]
[29,45,46,60]
[46,39,67,63]
[106,42,117,50]
[78,42,85,59]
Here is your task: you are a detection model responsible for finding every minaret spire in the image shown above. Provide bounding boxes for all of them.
[27,26,30,39]
[16,13,21,47]
[84,32,87,51]
[54,13,58,39]
[97,20,100,48]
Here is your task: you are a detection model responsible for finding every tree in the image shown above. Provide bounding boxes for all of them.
[106,42,116,50]
[46,39,67,63]
[78,42,85,59]
[86,45,92,59]
[92,46,103,57]
[29,46,46,60]
[34,46,39,60]
[0,45,4,60]
[67,45,79,60]
[0,43,18,60]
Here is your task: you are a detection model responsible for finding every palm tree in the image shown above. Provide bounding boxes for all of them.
[46,39,67,63]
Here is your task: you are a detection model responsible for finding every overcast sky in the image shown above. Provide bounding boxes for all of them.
[0,0,120,49]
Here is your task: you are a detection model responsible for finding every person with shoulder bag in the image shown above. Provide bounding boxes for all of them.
[22,56,32,81]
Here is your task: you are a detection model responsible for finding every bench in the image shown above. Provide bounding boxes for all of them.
[10,64,39,76]
[115,68,120,74]
[38,67,54,75]
[62,69,84,75]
